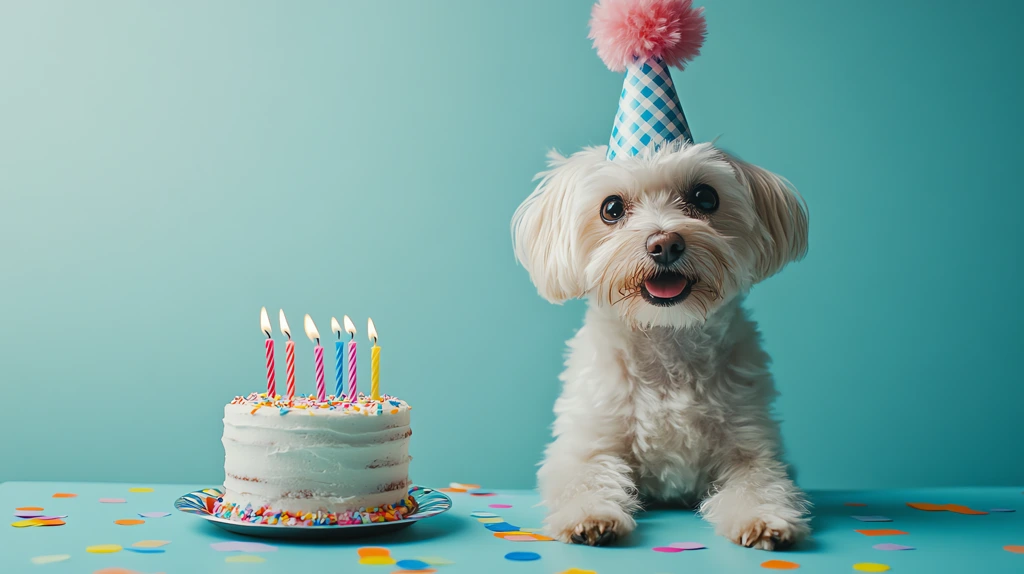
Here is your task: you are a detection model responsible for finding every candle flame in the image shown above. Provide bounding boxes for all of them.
[343,315,356,336]
[260,307,272,336]
[304,314,320,343]
[330,317,342,337]
[278,309,291,338]
[367,317,378,343]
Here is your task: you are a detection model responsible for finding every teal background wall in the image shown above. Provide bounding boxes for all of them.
[1,0,1021,489]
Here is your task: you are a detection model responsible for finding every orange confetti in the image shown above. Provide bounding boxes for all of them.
[492,531,554,541]
[844,502,868,507]
[1004,545,1024,554]
[438,488,466,493]
[357,546,391,558]
[114,519,145,526]
[761,559,800,569]
[907,502,987,515]
[51,493,77,498]
[16,506,44,511]
[35,519,65,526]
[855,529,908,537]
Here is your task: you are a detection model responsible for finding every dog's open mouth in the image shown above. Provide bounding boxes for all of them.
[641,272,692,306]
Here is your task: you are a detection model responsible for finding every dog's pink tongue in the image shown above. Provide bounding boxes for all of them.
[645,275,688,299]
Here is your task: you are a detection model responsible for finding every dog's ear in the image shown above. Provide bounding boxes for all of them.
[728,156,809,280]
[512,148,604,303]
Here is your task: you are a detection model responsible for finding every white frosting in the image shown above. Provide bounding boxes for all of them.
[221,400,411,514]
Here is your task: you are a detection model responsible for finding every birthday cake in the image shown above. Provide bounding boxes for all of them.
[217,393,414,526]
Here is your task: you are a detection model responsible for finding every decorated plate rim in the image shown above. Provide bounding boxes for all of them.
[174,484,451,530]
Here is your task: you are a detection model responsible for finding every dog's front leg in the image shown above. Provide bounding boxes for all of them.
[538,429,638,546]
[699,452,810,550]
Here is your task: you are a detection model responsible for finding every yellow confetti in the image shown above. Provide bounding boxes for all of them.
[226,555,266,563]
[128,487,154,493]
[132,540,171,548]
[86,544,123,554]
[477,517,504,523]
[358,556,397,565]
[558,569,597,574]
[853,564,890,572]
[11,519,41,528]
[30,555,70,565]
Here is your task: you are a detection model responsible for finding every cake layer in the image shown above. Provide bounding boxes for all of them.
[221,393,412,516]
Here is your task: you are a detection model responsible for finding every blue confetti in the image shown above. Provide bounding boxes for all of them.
[395,559,431,570]
[486,522,519,532]
[504,551,541,561]
[125,547,166,554]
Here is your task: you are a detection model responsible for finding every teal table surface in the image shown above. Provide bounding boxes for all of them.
[2,482,1023,573]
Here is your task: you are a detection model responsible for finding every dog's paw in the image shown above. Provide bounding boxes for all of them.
[564,518,622,546]
[726,512,809,551]
[544,495,635,546]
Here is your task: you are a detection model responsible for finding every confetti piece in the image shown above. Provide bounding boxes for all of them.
[1004,545,1024,554]
[520,527,544,533]
[132,540,171,548]
[450,482,481,490]
[505,535,542,542]
[844,503,867,507]
[493,531,555,541]
[99,498,127,504]
[478,517,504,524]
[669,541,706,550]
[415,556,455,566]
[115,519,145,526]
[873,543,915,551]
[357,547,392,558]
[489,504,513,509]
[853,563,890,572]
[469,491,496,497]
[138,512,171,518]
[486,522,520,532]
[359,556,396,565]
[30,554,70,565]
[35,519,66,526]
[32,515,68,520]
[856,529,908,537]
[505,552,541,561]
[944,504,988,515]
[991,508,1016,512]
[761,559,800,569]
[395,559,431,570]
[128,487,154,493]
[16,507,44,511]
[225,555,266,563]
[86,544,123,554]
[470,511,499,518]
[14,512,44,518]
[51,493,77,498]
[652,546,685,553]
[11,519,40,527]
[437,488,466,493]
[558,570,597,574]
[906,502,987,515]
[852,516,892,522]
[125,547,166,554]
[210,542,278,552]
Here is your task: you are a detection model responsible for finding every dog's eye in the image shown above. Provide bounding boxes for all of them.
[688,184,719,213]
[600,195,626,224]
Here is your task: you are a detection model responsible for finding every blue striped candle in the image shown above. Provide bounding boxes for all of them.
[334,340,345,399]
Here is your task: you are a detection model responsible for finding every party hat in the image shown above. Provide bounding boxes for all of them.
[589,0,707,160]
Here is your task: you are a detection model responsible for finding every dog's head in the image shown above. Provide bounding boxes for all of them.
[512,141,808,329]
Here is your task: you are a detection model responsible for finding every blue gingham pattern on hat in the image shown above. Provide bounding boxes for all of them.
[607,59,693,160]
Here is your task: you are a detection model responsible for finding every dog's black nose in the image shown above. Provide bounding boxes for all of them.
[647,232,685,265]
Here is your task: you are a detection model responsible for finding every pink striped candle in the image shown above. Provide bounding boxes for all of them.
[265,338,276,398]
[285,340,296,401]
[347,339,357,399]
[313,345,326,402]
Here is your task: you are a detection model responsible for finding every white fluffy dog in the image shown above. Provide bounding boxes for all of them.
[512,140,810,549]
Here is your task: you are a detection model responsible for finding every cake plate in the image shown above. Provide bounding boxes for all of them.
[174,485,452,540]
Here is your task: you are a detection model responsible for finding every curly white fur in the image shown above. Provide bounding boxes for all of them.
[512,141,810,549]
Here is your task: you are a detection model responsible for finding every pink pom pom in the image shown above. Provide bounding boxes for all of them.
[588,0,707,72]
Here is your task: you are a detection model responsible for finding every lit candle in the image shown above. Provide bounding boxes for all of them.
[279,309,296,401]
[368,317,380,401]
[344,316,357,400]
[260,307,276,398]
[304,315,326,403]
[330,317,345,399]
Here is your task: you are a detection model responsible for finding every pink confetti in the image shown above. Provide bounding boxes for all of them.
[504,535,539,541]
[873,543,915,551]
[210,541,278,553]
[14,512,44,518]
[652,546,685,553]
[669,541,706,550]
[489,504,513,509]
[99,498,126,504]
[138,512,171,518]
